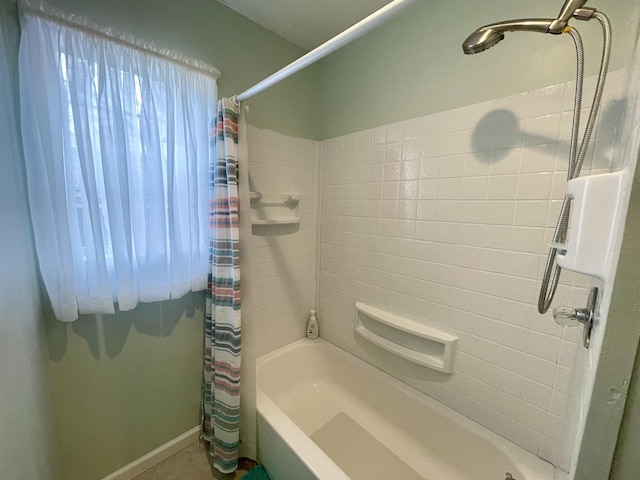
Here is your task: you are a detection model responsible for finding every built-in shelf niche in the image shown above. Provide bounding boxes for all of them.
[355,302,458,373]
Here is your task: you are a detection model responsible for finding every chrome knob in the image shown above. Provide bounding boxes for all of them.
[551,287,598,349]
[553,306,589,327]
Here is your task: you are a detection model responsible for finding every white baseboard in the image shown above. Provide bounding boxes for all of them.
[101,426,201,480]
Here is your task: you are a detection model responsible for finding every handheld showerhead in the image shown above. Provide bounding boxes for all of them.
[462,19,554,55]
[461,0,593,55]
[462,29,504,55]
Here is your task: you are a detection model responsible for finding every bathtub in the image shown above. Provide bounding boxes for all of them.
[256,338,558,480]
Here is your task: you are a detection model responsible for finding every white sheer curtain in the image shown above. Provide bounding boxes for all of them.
[19,7,217,322]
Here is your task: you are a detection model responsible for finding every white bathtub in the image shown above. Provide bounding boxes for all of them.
[257,338,558,480]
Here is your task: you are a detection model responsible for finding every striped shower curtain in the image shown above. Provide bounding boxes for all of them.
[202,97,241,473]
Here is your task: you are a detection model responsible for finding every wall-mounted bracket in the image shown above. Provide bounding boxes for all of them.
[556,171,625,281]
[249,191,300,225]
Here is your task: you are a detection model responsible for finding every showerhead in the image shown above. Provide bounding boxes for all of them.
[462,19,554,55]
[462,0,593,55]
[462,28,504,55]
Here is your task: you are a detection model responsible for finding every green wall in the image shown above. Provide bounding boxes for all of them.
[25,1,320,479]
[0,5,63,479]
[607,159,640,480]
[316,0,640,139]
[46,0,321,140]
[43,294,206,480]
[612,339,640,479]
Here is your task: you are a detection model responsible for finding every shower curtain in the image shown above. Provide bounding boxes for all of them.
[202,97,242,473]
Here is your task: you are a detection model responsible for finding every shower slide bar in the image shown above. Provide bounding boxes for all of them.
[232,0,417,103]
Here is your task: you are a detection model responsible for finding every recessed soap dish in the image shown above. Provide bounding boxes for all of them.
[354,303,458,373]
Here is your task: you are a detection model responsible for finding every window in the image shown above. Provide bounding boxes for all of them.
[19,9,218,321]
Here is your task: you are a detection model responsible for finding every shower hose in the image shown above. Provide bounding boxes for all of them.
[537,11,612,314]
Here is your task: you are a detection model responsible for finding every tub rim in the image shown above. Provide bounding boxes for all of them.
[256,337,558,480]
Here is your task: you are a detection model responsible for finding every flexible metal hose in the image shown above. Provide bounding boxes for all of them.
[573,11,612,178]
[568,27,585,179]
[537,11,612,314]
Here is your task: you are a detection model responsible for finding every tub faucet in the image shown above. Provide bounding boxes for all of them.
[505,474,517,480]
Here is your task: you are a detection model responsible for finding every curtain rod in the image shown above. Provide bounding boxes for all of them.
[234,0,417,103]
[18,0,221,79]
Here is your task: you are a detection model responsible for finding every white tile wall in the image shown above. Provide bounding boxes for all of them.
[317,69,629,469]
[238,125,319,459]
[246,126,319,357]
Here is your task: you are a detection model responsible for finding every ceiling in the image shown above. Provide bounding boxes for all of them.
[216,0,393,50]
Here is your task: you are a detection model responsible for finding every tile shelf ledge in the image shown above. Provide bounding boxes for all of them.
[249,191,300,226]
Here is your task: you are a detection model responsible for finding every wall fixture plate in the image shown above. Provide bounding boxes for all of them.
[553,287,598,349]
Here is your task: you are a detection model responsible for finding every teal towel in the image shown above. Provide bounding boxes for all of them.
[241,465,271,480]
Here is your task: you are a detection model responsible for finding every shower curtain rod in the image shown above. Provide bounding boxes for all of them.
[234,0,417,103]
